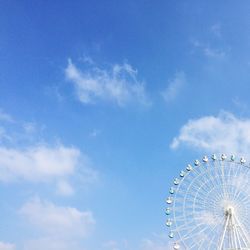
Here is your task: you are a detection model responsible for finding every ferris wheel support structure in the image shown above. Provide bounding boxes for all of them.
[218,206,250,250]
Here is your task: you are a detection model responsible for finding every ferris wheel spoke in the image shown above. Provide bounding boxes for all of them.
[233,213,250,246]
[176,224,209,243]
[174,197,207,208]
[235,192,250,209]
[213,161,225,187]
[235,224,244,249]
[231,162,247,200]
[206,222,223,249]
[173,213,216,226]
[181,165,218,194]
[177,223,216,247]
[190,221,221,250]
[200,161,224,190]
[175,214,223,241]
[180,172,229,205]
[232,171,250,202]
[232,182,248,201]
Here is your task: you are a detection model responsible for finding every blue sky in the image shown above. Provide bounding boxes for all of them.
[1,1,250,249]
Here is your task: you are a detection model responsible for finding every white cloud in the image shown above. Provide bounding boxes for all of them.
[141,240,169,250]
[191,39,226,59]
[22,122,37,134]
[233,97,248,113]
[101,234,172,250]
[102,240,119,250]
[0,109,14,123]
[65,58,150,106]
[0,145,80,182]
[102,240,129,250]
[210,23,222,38]
[0,144,97,196]
[20,198,95,238]
[0,109,98,195]
[20,198,95,250]
[23,238,81,250]
[0,113,46,145]
[80,55,95,65]
[171,112,250,158]
[0,242,15,250]
[0,127,5,139]
[140,234,171,250]
[203,47,225,59]
[0,127,12,142]
[89,129,101,138]
[56,180,75,196]
[161,72,186,102]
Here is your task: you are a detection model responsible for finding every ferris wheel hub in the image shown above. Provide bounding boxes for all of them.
[225,206,234,216]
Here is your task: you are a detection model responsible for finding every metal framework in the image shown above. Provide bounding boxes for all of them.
[218,206,250,249]
[166,154,250,250]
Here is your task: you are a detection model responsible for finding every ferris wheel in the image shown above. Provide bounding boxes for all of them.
[165,154,250,250]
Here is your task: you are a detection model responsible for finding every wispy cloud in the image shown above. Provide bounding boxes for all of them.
[232,97,248,115]
[203,47,226,59]
[20,198,95,250]
[65,58,150,106]
[171,111,250,158]
[101,234,171,250]
[0,242,15,250]
[89,129,101,138]
[23,238,80,250]
[102,240,128,250]
[0,127,12,142]
[161,72,186,102]
[140,233,171,250]
[22,122,39,134]
[0,111,46,145]
[56,180,75,196]
[20,198,95,237]
[191,39,227,59]
[0,111,98,195]
[210,23,222,38]
[0,109,14,123]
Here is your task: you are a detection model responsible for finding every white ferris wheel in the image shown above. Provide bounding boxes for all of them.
[166,154,250,250]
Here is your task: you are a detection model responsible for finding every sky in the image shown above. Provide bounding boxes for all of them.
[1,0,250,249]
